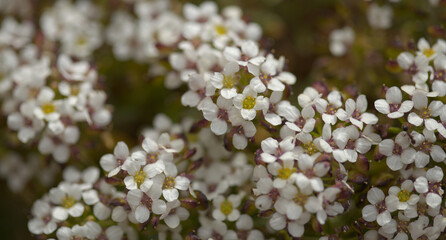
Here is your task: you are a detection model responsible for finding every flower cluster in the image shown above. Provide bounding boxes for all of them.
[0,16,111,163]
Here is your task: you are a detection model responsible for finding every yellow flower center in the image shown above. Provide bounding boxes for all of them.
[61,196,76,209]
[242,96,256,109]
[421,107,432,118]
[71,85,80,96]
[77,36,88,46]
[215,25,227,35]
[423,48,435,58]
[278,167,296,179]
[134,170,146,187]
[163,176,176,189]
[220,200,233,215]
[304,142,318,155]
[398,190,410,202]
[293,192,308,205]
[223,75,234,88]
[42,102,56,114]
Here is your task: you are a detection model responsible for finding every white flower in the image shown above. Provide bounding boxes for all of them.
[431,53,446,96]
[407,91,443,131]
[159,200,189,229]
[151,162,190,202]
[123,161,156,192]
[388,180,419,211]
[200,96,232,135]
[223,40,265,71]
[279,102,316,136]
[269,211,311,238]
[33,87,61,122]
[362,187,396,226]
[397,52,431,84]
[212,194,241,222]
[260,137,294,163]
[374,86,413,118]
[210,61,239,99]
[379,132,416,170]
[411,129,445,167]
[56,225,87,240]
[57,54,91,81]
[197,217,237,240]
[127,189,166,223]
[413,166,444,208]
[50,183,85,221]
[329,26,355,57]
[340,94,378,130]
[100,141,130,177]
[416,37,446,60]
[293,154,329,193]
[261,91,284,126]
[315,90,345,125]
[233,86,268,120]
[28,199,59,235]
[267,160,296,189]
[0,17,34,49]
[331,126,372,163]
[248,55,286,93]
[367,4,393,29]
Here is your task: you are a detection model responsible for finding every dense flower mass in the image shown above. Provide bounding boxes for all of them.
[1,0,446,239]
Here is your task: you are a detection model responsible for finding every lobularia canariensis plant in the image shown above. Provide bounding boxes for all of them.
[0,0,445,239]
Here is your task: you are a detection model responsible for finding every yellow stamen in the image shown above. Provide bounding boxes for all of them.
[134,170,146,187]
[220,200,233,215]
[242,96,256,109]
[61,196,76,209]
[42,103,56,114]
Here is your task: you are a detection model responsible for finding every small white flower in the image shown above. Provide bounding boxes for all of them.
[411,129,445,167]
[315,90,345,125]
[397,52,431,84]
[362,187,395,226]
[367,4,393,29]
[212,194,241,222]
[374,86,413,118]
[340,94,378,130]
[126,189,166,223]
[210,61,239,99]
[100,141,130,177]
[233,86,268,121]
[407,91,443,131]
[379,132,416,170]
[388,180,419,211]
[431,53,446,96]
[413,166,444,208]
[260,137,294,163]
[50,183,85,221]
[329,27,355,57]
